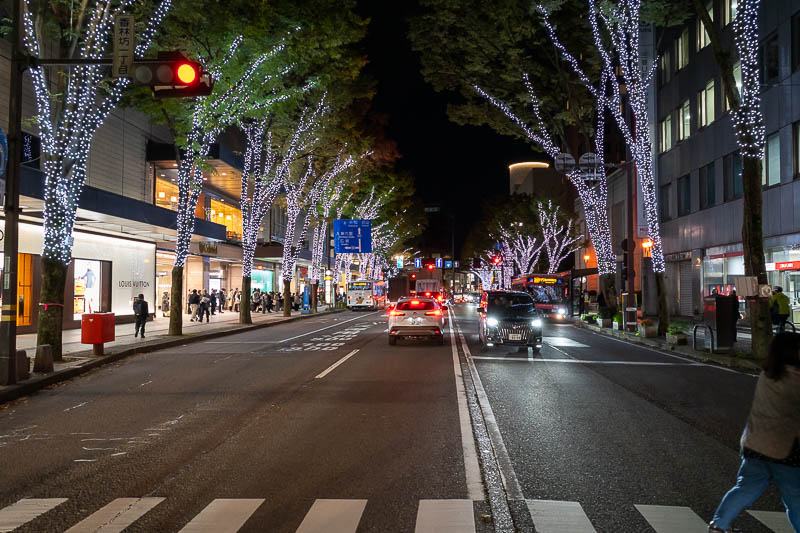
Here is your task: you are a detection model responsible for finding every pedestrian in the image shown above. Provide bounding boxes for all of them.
[161,291,169,318]
[771,286,791,333]
[234,289,241,312]
[266,292,273,313]
[210,289,218,315]
[294,292,301,311]
[730,290,739,343]
[200,290,211,323]
[218,288,225,314]
[252,289,261,312]
[133,293,149,338]
[189,289,200,321]
[277,292,284,311]
[708,332,800,532]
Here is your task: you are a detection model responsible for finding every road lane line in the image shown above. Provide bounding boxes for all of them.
[65,497,165,533]
[470,356,703,366]
[634,504,708,533]
[448,309,484,501]
[295,499,366,533]
[205,312,378,344]
[0,498,68,532]
[178,499,264,533]
[414,499,475,533]
[315,349,360,379]
[456,324,525,502]
[526,500,596,533]
[747,510,794,532]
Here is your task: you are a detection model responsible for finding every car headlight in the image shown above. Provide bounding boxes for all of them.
[531,319,542,327]
[487,317,499,327]
[557,308,566,315]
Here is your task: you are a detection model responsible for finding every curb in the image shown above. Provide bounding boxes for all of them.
[1,309,346,405]
[574,320,762,373]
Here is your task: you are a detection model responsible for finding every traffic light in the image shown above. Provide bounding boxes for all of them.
[410,273,417,280]
[422,258,436,270]
[131,52,213,98]
[492,255,502,266]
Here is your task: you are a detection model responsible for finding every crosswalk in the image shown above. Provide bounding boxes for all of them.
[0,497,792,532]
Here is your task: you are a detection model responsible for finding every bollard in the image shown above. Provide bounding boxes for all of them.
[33,344,54,373]
[15,350,29,381]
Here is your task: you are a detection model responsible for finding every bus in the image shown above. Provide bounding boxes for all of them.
[511,273,570,319]
[346,280,387,310]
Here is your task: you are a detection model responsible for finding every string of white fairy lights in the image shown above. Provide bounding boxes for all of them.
[732,0,765,159]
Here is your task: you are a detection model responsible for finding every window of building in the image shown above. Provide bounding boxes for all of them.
[678,174,692,216]
[723,0,737,26]
[723,61,742,112]
[208,199,243,241]
[659,49,672,85]
[21,133,41,169]
[724,150,743,201]
[698,79,715,128]
[795,122,800,177]
[760,33,779,86]
[699,161,716,209]
[676,28,689,71]
[697,2,713,50]
[793,13,800,72]
[762,132,781,186]
[679,99,691,140]
[659,183,671,222]
[270,204,287,243]
[659,114,673,152]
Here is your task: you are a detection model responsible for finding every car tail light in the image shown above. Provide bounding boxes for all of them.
[411,300,420,305]
[424,292,431,297]
[425,310,442,316]
[436,295,443,302]
[389,310,405,316]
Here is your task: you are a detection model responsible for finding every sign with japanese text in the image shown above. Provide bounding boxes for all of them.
[775,261,800,271]
[113,14,135,78]
[333,219,372,254]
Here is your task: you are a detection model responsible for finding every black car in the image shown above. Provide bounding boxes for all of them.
[478,290,544,352]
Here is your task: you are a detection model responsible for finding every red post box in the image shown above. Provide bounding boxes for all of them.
[81,313,115,355]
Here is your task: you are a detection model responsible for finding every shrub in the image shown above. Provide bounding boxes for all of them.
[667,320,690,335]
[598,306,612,319]
[613,312,623,323]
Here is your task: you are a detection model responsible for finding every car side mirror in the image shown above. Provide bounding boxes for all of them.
[477,307,485,314]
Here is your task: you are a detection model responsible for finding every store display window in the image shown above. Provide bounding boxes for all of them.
[0,252,35,326]
[252,268,274,292]
[73,259,111,319]
[208,199,243,241]
[155,176,205,218]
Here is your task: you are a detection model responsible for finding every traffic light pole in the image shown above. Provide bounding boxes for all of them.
[1,0,24,385]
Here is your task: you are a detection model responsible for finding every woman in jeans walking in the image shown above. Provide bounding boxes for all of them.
[709,332,800,532]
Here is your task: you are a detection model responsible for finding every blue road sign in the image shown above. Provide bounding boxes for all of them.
[444,260,453,269]
[435,258,443,268]
[414,258,422,268]
[333,219,372,253]
[396,256,404,268]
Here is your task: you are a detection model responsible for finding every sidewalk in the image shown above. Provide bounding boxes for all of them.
[575,319,763,372]
[2,305,339,404]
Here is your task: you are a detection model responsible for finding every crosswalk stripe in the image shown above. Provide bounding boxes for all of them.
[526,500,596,532]
[294,499,367,533]
[635,505,708,533]
[178,499,264,533]
[414,499,475,533]
[0,498,68,532]
[64,497,165,533]
[747,510,794,533]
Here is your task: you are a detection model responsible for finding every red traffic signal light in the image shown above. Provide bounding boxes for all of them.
[427,264,435,270]
[410,274,417,279]
[176,63,198,84]
[492,255,502,265]
[131,52,213,98]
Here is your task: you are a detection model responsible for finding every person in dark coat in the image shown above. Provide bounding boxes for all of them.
[199,291,211,323]
[265,292,273,313]
[210,289,218,315]
[133,294,149,338]
[730,290,740,342]
[160,291,169,317]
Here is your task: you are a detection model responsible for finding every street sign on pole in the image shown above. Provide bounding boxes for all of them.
[435,258,443,269]
[414,257,422,269]
[444,260,453,269]
[553,152,576,174]
[112,14,135,78]
[396,256,403,268]
[333,219,372,254]
[578,152,600,180]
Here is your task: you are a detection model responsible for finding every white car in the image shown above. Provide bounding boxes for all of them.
[388,297,445,345]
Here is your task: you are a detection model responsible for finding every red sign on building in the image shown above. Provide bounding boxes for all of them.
[775,261,800,271]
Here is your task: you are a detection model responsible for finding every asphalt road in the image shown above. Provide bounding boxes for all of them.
[0,306,795,532]
[456,303,792,533]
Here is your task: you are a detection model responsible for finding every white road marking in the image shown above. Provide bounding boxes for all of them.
[448,309,484,501]
[0,498,68,532]
[74,459,97,462]
[747,510,794,532]
[63,401,89,412]
[526,500,596,533]
[315,350,360,379]
[295,499,367,533]
[470,356,703,366]
[634,504,708,533]
[139,380,153,387]
[205,313,378,344]
[178,499,264,533]
[414,499,475,533]
[543,336,590,347]
[456,324,525,501]
[65,497,164,533]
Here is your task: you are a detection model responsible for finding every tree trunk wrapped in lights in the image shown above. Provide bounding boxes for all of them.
[538,0,668,331]
[22,0,171,359]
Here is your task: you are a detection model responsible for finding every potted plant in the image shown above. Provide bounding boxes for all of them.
[613,311,624,331]
[666,322,689,345]
[638,318,658,338]
[597,306,613,328]
[581,313,597,324]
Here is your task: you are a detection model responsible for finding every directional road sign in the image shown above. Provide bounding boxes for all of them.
[435,258,443,268]
[414,258,422,268]
[333,219,372,254]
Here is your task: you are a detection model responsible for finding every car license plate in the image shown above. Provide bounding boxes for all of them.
[508,334,522,341]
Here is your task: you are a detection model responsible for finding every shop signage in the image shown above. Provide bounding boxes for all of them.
[198,242,217,255]
[775,261,800,271]
[119,280,150,288]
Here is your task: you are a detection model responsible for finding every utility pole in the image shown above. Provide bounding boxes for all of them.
[1,0,24,385]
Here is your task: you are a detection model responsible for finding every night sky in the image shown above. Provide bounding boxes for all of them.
[358,1,536,256]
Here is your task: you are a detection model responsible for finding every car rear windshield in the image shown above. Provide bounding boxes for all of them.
[487,294,535,315]
[397,301,436,311]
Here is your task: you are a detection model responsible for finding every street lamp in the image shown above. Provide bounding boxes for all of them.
[642,238,653,258]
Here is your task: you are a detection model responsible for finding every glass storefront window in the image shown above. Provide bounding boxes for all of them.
[155,177,205,218]
[208,199,243,241]
[74,259,103,319]
[703,257,724,295]
[252,268,274,292]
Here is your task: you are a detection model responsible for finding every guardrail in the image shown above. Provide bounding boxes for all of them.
[692,324,714,354]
